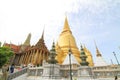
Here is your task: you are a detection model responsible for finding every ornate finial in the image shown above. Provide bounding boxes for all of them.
[80,43,84,51]
[81,45,83,49]
[42,27,45,39]
[52,41,55,49]
[62,17,71,33]
[94,40,98,50]
[94,40,102,57]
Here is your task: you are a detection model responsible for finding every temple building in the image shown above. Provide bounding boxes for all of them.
[4,31,49,66]
[19,31,49,66]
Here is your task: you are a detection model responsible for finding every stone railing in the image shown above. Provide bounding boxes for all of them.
[27,67,43,76]
[93,65,120,78]
[7,67,28,80]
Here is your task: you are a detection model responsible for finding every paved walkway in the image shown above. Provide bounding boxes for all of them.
[1,69,120,80]
[11,74,120,80]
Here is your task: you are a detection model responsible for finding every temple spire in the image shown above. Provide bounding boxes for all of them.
[48,41,58,64]
[80,45,89,66]
[41,27,45,40]
[35,28,45,48]
[62,17,71,33]
[23,33,31,46]
[94,41,102,57]
[94,41,108,66]
[56,17,81,64]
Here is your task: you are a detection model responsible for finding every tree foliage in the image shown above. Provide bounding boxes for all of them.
[0,46,14,68]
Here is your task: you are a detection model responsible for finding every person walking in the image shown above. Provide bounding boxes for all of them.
[10,64,14,73]
[115,76,118,80]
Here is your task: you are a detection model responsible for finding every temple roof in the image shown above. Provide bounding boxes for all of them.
[3,43,20,53]
[35,29,48,51]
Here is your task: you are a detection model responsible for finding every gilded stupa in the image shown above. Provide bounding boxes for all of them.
[83,45,94,66]
[56,17,81,64]
[56,17,94,66]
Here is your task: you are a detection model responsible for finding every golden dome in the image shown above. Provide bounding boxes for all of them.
[56,17,80,64]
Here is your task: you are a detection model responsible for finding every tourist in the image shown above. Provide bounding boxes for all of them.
[115,76,118,80]
[2,64,9,80]
[10,64,14,73]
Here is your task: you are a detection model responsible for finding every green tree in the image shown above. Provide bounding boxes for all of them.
[0,46,14,68]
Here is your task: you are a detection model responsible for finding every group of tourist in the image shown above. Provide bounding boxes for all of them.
[1,64,15,80]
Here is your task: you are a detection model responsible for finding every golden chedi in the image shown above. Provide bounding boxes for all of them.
[56,17,94,66]
[83,45,94,66]
[56,17,81,64]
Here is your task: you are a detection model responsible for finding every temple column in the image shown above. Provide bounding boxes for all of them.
[33,49,37,65]
[30,52,34,63]
[35,49,39,65]
[26,52,29,64]
[19,53,25,64]
[31,50,35,65]
[18,54,21,65]
[27,51,31,64]
[17,54,21,65]
[22,53,25,64]
[39,50,42,65]
[26,51,31,64]
[23,53,28,64]
[37,50,43,65]
[23,52,27,64]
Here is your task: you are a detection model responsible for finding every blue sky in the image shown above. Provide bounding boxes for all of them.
[0,0,120,64]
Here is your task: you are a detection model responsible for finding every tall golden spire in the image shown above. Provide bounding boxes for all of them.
[62,17,71,33]
[23,33,31,46]
[94,41,102,57]
[56,17,80,64]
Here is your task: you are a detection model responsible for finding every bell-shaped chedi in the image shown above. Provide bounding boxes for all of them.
[56,17,80,64]
[83,45,94,66]
[94,41,108,66]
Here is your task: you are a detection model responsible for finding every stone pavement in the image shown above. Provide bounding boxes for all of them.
[12,74,120,80]
[1,69,120,80]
